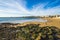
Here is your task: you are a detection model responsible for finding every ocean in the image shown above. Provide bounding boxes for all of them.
[0,17,47,23]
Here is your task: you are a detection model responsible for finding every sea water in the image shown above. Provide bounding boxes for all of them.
[0,17,47,23]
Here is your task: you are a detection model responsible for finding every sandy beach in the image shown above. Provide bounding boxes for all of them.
[17,17,60,29]
[1,17,60,29]
[40,17,60,28]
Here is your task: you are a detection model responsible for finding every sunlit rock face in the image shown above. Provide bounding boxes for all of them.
[0,24,60,40]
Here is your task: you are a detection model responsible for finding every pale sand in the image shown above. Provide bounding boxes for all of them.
[17,17,60,28]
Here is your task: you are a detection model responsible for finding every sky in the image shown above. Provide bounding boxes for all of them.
[0,0,60,17]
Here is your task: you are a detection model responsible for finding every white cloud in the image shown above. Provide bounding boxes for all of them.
[0,0,31,17]
[0,0,60,17]
[30,2,60,16]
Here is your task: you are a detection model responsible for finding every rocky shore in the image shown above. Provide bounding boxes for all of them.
[0,23,18,27]
[0,17,60,40]
[0,23,60,40]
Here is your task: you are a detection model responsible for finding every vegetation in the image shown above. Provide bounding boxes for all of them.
[0,24,60,40]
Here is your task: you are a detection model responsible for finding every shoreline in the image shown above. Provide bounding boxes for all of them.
[17,17,60,28]
[0,18,47,23]
[0,17,60,28]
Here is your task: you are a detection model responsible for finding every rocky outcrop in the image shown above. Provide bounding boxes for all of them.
[0,24,60,40]
[0,23,18,27]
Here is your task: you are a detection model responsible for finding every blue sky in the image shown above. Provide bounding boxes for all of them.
[0,0,60,17]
